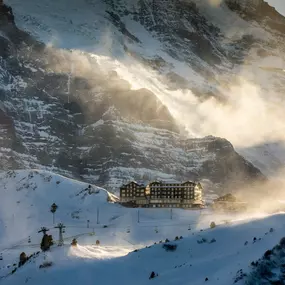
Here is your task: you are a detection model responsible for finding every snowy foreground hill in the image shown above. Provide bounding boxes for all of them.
[1,170,285,284]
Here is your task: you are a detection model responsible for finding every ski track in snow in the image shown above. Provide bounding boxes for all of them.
[69,244,131,259]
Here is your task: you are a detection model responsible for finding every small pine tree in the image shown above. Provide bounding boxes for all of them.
[48,235,54,246]
[71,238,77,247]
[41,234,51,252]
[19,252,27,267]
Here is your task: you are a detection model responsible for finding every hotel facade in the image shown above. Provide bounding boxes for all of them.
[120,180,203,208]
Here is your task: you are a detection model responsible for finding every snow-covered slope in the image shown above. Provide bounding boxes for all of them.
[0,170,118,245]
[2,211,285,285]
[0,169,251,248]
[0,170,284,284]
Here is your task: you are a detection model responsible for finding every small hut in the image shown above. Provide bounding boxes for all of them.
[212,193,247,212]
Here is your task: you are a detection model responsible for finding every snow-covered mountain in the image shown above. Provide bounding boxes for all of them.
[1,0,285,193]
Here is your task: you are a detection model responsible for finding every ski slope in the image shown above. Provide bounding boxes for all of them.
[0,170,272,249]
[0,170,284,284]
[1,213,285,285]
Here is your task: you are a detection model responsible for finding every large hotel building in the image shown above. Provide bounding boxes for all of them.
[120,180,203,208]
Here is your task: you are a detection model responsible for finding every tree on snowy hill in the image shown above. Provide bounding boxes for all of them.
[71,238,77,247]
[18,252,27,267]
[48,235,54,246]
[41,234,51,252]
[39,227,52,251]
[246,237,285,284]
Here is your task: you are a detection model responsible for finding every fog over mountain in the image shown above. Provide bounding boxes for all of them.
[0,0,285,195]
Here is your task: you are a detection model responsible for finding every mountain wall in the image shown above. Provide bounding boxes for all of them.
[0,1,274,193]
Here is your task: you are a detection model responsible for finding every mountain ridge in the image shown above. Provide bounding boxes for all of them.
[1,0,284,193]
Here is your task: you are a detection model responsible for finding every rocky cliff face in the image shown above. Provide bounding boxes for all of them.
[226,0,285,32]
[0,1,279,193]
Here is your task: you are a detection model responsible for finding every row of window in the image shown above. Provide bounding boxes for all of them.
[121,193,196,198]
[122,184,196,189]
[122,191,195,194]
[150,194,193,198]
[121,188,196,192]
[121,194,196,200]
[150,183,195,187]
[150,186,194,190]
[122,186,144,189]
[152,191,194,194]
[151,204,194,208]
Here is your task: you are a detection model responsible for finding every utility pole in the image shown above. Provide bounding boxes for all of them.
[97,207,100,224]
[137,209,140,223]
[50,203,58,225]
[55,223,65,246]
